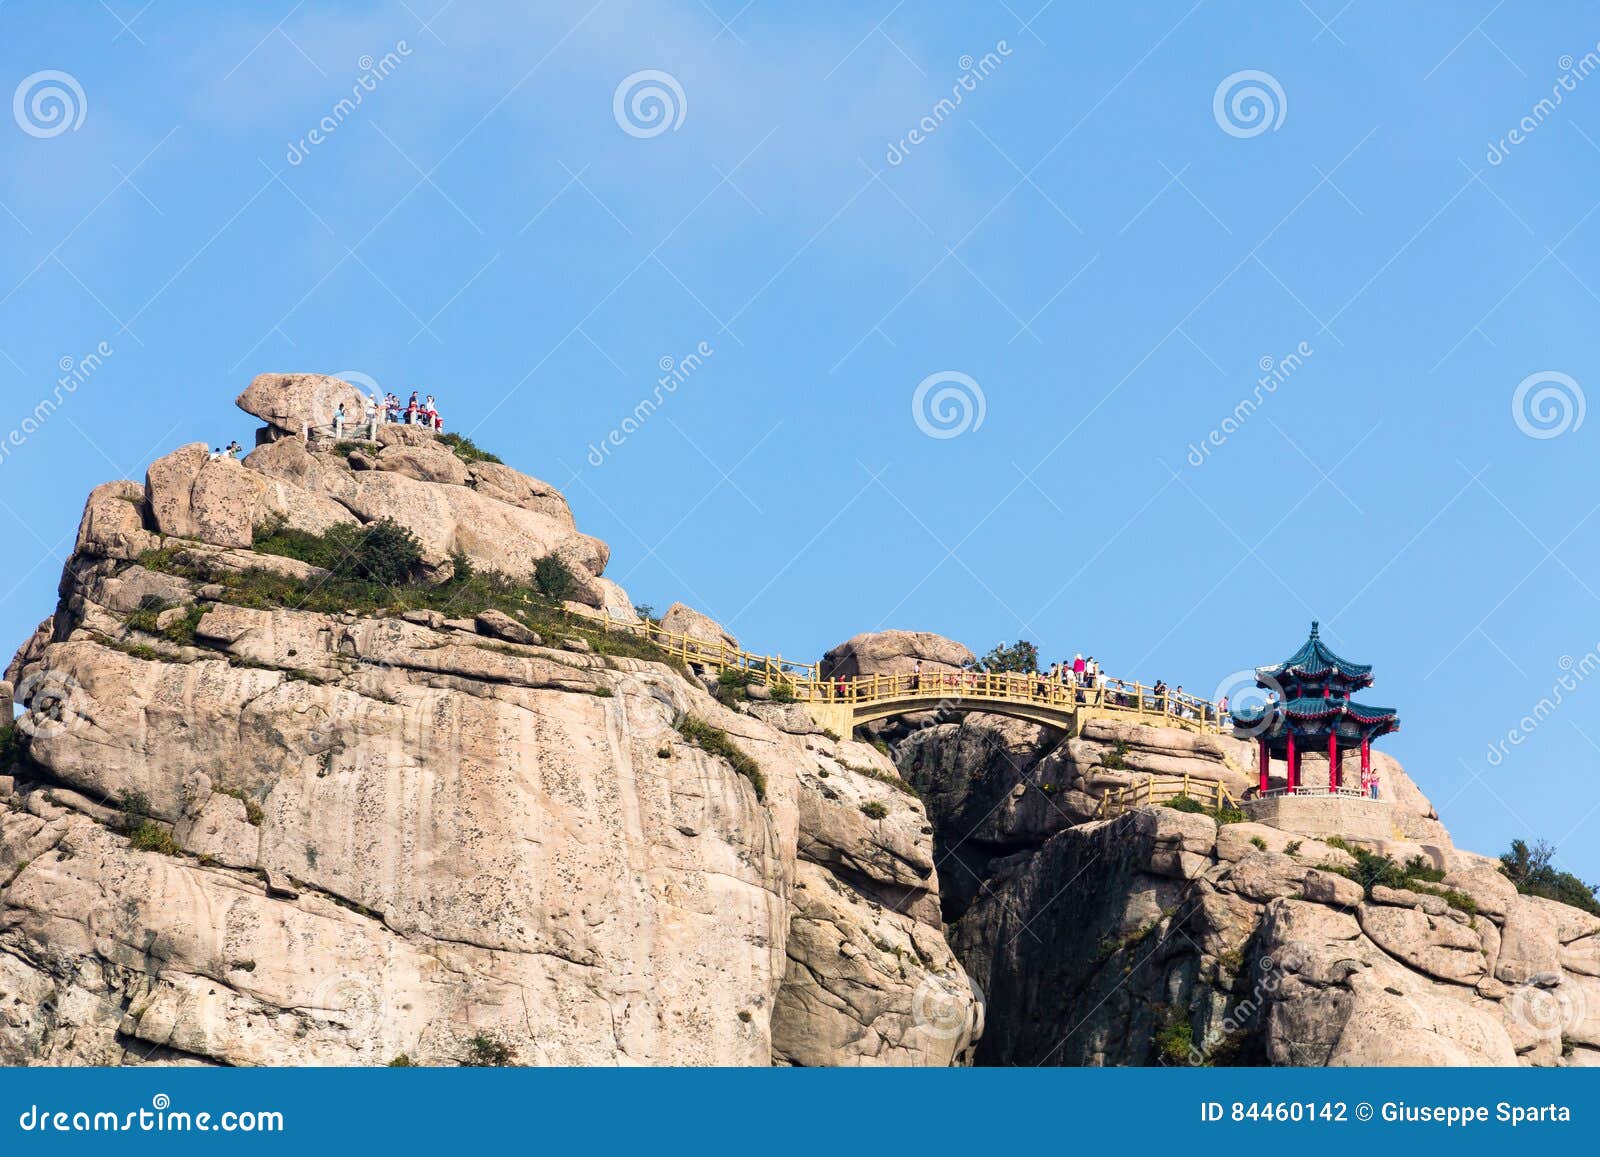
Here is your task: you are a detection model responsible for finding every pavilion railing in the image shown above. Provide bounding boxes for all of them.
[1258,786,1386,802]
[1096,774,1239,818]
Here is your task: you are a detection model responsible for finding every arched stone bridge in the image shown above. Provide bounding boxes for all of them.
[579,611,1223,738]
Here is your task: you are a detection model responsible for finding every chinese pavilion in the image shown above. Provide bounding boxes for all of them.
[1230,621,1400,796]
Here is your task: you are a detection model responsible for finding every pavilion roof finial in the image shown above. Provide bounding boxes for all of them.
[1309,620,1320,639]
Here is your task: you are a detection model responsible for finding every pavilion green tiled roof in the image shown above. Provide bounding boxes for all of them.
[1257,621,1373,687]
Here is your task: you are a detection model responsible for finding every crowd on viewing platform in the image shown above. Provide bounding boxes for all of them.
[329,390,447,441]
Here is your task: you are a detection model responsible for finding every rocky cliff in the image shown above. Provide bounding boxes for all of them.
[0,374,975,1066]
[2,373,1594,1068]
[842,638,1598,1068]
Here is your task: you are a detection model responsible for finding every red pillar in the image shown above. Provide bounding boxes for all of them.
[1286,731,1297,792]
[1328,731,1339,794]
[1258,739,1270,795]
[1361,738,1371,784]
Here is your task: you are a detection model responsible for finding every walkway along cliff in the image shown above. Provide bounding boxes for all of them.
[1,373,1596,1067]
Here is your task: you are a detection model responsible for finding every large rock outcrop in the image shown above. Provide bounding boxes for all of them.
[0,377,977,1067]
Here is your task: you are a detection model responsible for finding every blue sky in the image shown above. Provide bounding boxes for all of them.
[3,1,1600,879]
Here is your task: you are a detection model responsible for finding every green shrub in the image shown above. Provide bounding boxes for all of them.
[971,640,1039,673]
[859,801,889,820]
[136,543,709,682]
[220,787,264,826]
[1161,793,1244,825]
[676,717,767,801]
[436,432,502,465]
[118,789,153,821]
[460,1032,517,1067]
[769,682,796,704]
[1250,836,1268,851]
[1153,1012,1195,1066]
[127,599,206,645]
[714,668,753,705]
[1500,838,1600,916]
[255,516,424,587]
[533,555,577,601]
[128,821,180,856]
[0,723,25,771]
[1320,840,1466,906]
[387,1054,417,1067]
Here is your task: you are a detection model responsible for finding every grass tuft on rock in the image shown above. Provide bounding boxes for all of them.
[128,821,181,856]
[675,717,767,801]
[436,432,502,465]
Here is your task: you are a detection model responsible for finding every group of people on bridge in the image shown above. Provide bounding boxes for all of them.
[818,656,1212,722]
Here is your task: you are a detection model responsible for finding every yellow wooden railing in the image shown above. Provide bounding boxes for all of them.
[1095,774,1238,818]
[790,669,1222,730]
[569,605,1223,735]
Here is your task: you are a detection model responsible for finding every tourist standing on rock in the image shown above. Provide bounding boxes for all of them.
[333,403,346,440]
[911,660,922,691]
[225,441,242,459]
[366,395,381,440]
[1368,766,1381,799]
[407,391,421,424]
